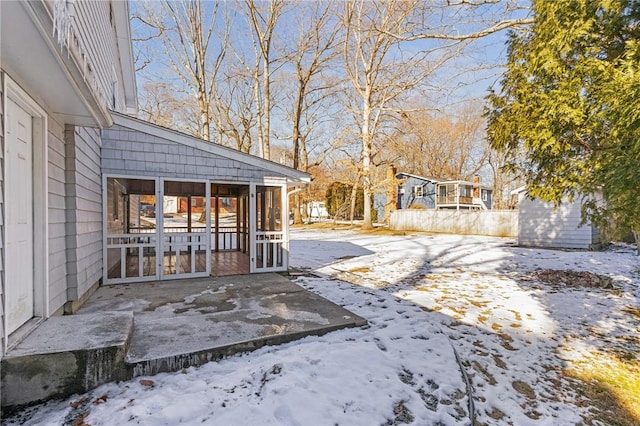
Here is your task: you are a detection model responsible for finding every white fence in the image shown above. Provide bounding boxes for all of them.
[390,210,518,237]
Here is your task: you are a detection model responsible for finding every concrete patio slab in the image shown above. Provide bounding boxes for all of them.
[78,274,366,376]
[1,312,133,408]
[2,273,366,410]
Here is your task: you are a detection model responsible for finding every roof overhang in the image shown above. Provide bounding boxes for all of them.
[395,172,440,183]
[510,186,527,196]
[112,0,138,115]
[1,1,111,127]
[438,180,492,190]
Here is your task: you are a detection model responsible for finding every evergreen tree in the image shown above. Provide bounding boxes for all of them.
[487,0,640,245]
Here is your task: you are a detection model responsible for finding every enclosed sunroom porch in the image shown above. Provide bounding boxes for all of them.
[102,112,310,285]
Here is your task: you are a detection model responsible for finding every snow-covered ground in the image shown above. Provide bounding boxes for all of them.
[6,228,639,425]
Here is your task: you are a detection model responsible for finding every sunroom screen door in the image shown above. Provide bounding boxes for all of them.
[250,184,287,273]
[159,180,210,280]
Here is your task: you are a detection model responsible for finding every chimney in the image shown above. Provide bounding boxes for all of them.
[473,175,480,198]
[385,165,397,222]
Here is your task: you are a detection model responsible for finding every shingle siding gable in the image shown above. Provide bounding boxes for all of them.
[102,123,291,183]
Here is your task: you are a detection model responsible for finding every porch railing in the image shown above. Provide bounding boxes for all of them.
[437,195,473,205]
[211,227,239,251]
[106,233,157,280]
[162,232,208,275]
[129,226,240,251]
[255,231,285,270]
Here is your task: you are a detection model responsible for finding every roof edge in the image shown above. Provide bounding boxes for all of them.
[112,1,138,114]
[395,172,440,182]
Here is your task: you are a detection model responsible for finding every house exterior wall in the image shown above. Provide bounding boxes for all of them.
[47,116,69,314]
[64,126,103,304]
[70,0,132,113]
[480,189,493,210]
[1,72,105,325]
[517,196,600,249]
[0,72,4,349]
[102,124,288,183]
[2,0,136,344]
[398,177,437,210]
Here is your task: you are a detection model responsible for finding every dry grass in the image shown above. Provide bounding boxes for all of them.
[291,221,421,236]
[567,352,640,426]
[349,266,372,273]
[357,227,410,236]
[290,222,358,231]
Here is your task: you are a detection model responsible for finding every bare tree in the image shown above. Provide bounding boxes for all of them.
[486,142,524,209]
[342,0,463,229]
[135,0,228,141]
[212,63,257,153]
[284,1,341,170]
[276,0,342,223]
[138,80,201,136]
[340,0,534,229]
[242,0,286,160]
[377,1,532,42]
[385,103,487,180]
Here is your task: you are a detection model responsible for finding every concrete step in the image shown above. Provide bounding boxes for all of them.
[126,302,366,377]
[1,311,134,410]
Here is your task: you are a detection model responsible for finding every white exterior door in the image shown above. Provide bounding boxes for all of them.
[6,98,35,334]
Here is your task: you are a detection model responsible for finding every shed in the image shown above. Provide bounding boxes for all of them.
[514,188,601,250]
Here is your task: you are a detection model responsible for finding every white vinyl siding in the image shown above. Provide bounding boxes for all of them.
[65,126,103,300]
[48,0,129,114]
[72,1,118,110]
[518,197,600,249]
[47,117,69,313]
[0,71,4,347]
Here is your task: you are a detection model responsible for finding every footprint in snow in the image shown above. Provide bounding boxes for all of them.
[274,405,301,426]
[374,337,387,352]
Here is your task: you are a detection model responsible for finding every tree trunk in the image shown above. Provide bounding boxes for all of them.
[262,55,271,160]
[350,180,358,224]
[254,66,264,158]
[634,230,640,256]
[385,165,397,223]
[199,103,210,141]
[361,97,373,230]
[293,193,303,225]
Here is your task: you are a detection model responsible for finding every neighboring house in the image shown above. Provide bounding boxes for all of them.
[375,173,492,220]
[512,187,601,250]
[436,179,492,210]
[0,0,309,372]
[396,172,439,210]
[306,201,329,222]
